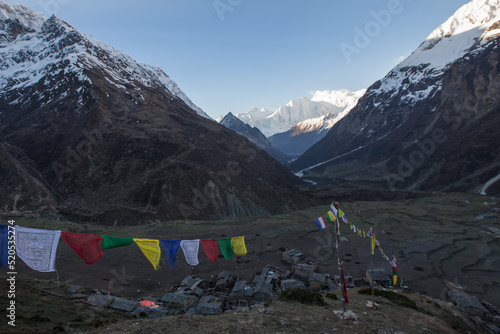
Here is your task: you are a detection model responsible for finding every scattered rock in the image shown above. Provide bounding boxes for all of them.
[66,285,84,294]
[377,326,395,334]
[475,213,498,220]
[487,323,500,334]
[486,226,500,236]
[482,300,500,315]
[334,309,359,321]
[448,289,489,316]
[282,249,303,264]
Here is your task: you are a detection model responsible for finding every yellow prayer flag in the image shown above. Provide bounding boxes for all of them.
[134,239,161,270]
[231,236,247,257]
[338,209,345,219]
[327,211,336,222]
[393,274,397,286]
[371,234,376,255]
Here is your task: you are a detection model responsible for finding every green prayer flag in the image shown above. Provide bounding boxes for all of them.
[101,235,134,250]
[217,238,234,260]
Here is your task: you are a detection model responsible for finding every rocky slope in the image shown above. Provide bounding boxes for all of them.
[290,0,500,195]
[0,1,310,223]
[269,113,339,157]
[218,112,290,163]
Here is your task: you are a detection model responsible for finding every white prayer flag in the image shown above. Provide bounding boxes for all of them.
[180,239,200,266]
[15,226,61,272]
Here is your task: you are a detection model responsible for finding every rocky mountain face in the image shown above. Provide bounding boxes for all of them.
[0,1,310,223]
[290,0,500,195]
[269,113,337,157]
[218,112,289,163]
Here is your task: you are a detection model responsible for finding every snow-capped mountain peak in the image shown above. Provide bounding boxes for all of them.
[403,0,500,70]
[0,1,211,119]
[0,0,46,31]
[235,89,365,137]
[373,0,500,107]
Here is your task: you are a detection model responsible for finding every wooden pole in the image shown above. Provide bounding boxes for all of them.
[332,202,346,312]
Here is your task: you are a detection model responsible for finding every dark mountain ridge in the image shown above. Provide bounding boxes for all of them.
[290,5,500,196]
[218,112,290,163]
[0,3,311,223]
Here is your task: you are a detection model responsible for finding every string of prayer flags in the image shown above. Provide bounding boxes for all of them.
[218,238,234,260]
[101,235,133,250]
[180,239,200,266]
[61,232,103,265]
[200,239,219,263]
[134,239,161,270]
[0,225,8,268]
[15,226,61,272]
[322,204,398,286]
[231,236,247,257]
[160,239,181,268]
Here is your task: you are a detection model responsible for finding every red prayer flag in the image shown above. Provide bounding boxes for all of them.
[61,232,103,265]
[200,239,219,263]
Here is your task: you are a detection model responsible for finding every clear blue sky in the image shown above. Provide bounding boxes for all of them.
[13,0,469,119]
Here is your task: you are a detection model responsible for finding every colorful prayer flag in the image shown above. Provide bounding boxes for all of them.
[61,232,103,265]
[218,238,234,260]
[101,235,133,250]
[180,239,200,266]
[231,236,247,257]
[200,239,219,263]
[315,217,327,230]
[159,239,181,268]
[330,203,338,216]
[15,226,61,272]
[371,231,376,255]
[327,211,336,223]
[134,239,161,270]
